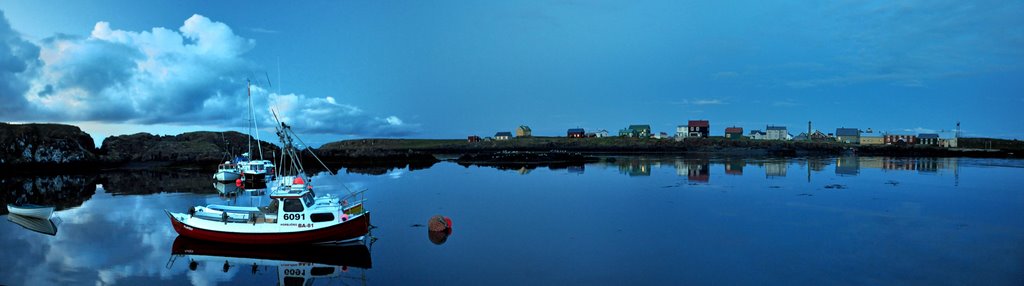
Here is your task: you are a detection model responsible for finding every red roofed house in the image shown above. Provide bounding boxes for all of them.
[687,120,710,138]
[725,126,743,140]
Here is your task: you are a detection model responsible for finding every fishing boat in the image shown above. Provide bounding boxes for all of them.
[213,161,242,181]
[167,177,368,244]
[7,197,54,219]
[216,80,272,182]
[238,158,270,182]
[168,236,370,285]
[7,214,58,236]
[168,115,369,245]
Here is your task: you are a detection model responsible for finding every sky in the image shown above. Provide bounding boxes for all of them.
[0,1,1022,147]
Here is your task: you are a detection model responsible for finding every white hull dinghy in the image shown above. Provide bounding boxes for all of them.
[7,199,54,219]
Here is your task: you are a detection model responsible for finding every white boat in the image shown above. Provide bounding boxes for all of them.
[238,158,269,182]
[213,161,242,181]
[167,178,368,244]
[7,213,58,236]
[7,203,54,219]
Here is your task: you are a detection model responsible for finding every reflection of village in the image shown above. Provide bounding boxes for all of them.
[605,156,961,183]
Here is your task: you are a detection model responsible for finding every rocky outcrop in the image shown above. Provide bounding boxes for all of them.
[99,131,280,164]
[0,123,98,165]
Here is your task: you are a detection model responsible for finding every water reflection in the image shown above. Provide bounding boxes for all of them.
[99,170,215,195]
[0,157,971,217]
[6,214,58,236]
[0,156,1012,285]
[213,181,241,196]
[169,237,371,285]
[589,156,965,184]
[445,156,965,184]
[0,175,96,215]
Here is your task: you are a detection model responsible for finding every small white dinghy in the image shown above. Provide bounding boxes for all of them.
[7,203,55,219]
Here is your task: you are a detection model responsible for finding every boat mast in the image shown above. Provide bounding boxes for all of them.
[271,110,333,177]
[248,79,265,161]
[246,80,252,160]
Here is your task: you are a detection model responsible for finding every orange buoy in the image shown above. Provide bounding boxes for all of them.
[293,176,305,185]
[428,215,451,232]
[235,178,242,187]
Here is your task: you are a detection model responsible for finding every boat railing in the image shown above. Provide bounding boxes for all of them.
[338,189,368,215]
[192,206,276,224]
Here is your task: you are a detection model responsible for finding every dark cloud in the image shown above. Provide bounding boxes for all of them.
[39,34,139,94]
[0,10,40,115]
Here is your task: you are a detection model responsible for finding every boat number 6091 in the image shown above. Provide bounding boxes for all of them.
[283,213,306,220]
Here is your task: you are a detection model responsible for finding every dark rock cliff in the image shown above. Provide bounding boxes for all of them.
[98,131,280,164]
[0,123,98,165]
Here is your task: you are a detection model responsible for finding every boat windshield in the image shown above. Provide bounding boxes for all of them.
[302,192,314,208]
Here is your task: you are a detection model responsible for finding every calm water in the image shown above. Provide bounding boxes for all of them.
[1,156,1023,285]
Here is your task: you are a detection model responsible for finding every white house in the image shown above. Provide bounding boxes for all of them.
[766,125,788,140]
[749,130,768,140]
[676,125,688,139]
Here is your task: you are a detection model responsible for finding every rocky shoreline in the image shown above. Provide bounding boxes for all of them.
[1,123,1020,173]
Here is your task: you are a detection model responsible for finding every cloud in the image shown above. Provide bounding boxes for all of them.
[711,71,739,79]
[0,12,414,137]
[902,127,938,134]
[266,88,417,137]
[19,14,256,124]
[0,10,40,115]
[772,100,800,107]
[672,98,726,105]
[248,27,279,34]
[692,100,724,106]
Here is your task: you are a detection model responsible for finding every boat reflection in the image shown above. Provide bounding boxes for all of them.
[169,236,372,285]
[6,213,59,236]
[213,182,241,196]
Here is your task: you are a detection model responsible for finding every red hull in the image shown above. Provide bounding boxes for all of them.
[167,211,370,245]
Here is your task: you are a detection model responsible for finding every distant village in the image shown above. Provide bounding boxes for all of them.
[469,120,962,148]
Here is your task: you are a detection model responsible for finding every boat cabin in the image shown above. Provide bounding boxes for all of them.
[217,162,237,171]
[263,187,338,224]
[191,177,362,227]
[239,161,267,173]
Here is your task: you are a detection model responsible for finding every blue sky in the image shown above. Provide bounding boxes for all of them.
[0,1,1021,146]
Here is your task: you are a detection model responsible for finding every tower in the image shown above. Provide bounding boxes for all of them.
[808,121,812,141]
